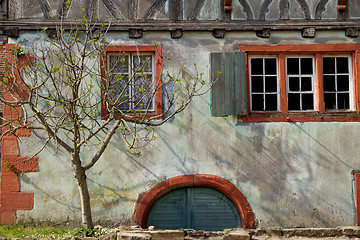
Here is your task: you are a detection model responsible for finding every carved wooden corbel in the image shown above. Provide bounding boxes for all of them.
[224,0,232,12]
[338,0,346,11]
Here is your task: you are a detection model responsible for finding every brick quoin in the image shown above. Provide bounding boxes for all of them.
[0,43,39,224]
[133,174,257,229]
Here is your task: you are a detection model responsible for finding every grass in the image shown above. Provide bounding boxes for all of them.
[0,225,116,239]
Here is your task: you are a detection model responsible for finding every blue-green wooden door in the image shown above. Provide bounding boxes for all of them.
[146,187,241,231]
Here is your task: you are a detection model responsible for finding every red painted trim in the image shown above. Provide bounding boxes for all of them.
[338,0,346,11]
[354,51,360,113]
[240,44,360,53]
[224,0,232,12]
[245,53,251,114]
[132,174,257,229]
[0,44,39,224]
[315,53,325,112]
[278,54,287,113]
[355,173,360,226]
[241,112,360,122]
[101,45,163,120]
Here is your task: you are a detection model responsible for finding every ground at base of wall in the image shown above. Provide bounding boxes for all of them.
[2,227,360,240]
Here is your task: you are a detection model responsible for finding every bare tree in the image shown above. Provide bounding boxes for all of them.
[0,18,210,228]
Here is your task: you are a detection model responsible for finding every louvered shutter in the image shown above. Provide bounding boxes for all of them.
[210,52,247,116]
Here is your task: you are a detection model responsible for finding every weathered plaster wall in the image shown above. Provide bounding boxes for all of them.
[10,29,360,228]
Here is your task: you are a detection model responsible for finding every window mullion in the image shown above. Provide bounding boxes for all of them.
[315,53,325,112]
[278,53,287,113]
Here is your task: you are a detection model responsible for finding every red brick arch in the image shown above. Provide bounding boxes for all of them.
[133,174,257,229]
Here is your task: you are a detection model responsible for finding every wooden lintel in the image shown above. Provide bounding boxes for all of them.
[2,20,360,32]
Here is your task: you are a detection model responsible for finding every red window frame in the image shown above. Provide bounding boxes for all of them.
[355,172,360,226]
[240,44,360,122]
[101,46,162,120]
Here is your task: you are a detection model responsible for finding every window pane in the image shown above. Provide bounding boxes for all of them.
[109,55,129,73]
[109,75,130,111]
[265,76,277,92]
[133,74,154,110]
[302,93,314,110]
[324,93,336,110]
[265,58,276,75]
[251,76,263,93]
[337,75,349,91]
[287,58,299,74]
[289,77,299,91]
[338,93,349,109]
[288,93,300,111]
[301,58,313,74]
[133,55,153,73]
[301,77,312,91]
[323,75,335,91]
[336,57,349,74]
[265,94,277,111]
[251,58,263,75]
[323,57,335,74]
[252,94,264,111]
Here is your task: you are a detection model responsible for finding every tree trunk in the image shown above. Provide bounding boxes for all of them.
[72,155,94,228]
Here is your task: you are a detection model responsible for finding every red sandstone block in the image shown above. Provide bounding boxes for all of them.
[167,175,194,189]
[1,192,34,210]
[0,172,19,192]
[3,105,22,119]
[2,138,19,155]
[16,128,32,137]
[194,174,235,195]
[229,188,256,229]
[2,155,39,173]
[0,210,16,225]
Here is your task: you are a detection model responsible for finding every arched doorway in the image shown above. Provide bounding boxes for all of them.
[146,187,241,231]
[133,174,257,229]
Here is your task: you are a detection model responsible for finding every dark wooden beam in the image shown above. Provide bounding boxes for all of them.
[128,0,138,20]
[315,0,330,20]
[38,0,52,19]
[188,0,205,20]
[169,0,183,21]
[101,0,124,19]
[2,20,360,32]
[143,0,167,20]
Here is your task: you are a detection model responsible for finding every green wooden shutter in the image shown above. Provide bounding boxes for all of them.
[210,52,247,116]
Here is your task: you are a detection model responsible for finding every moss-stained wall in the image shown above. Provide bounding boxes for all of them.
[9,29,360,228]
